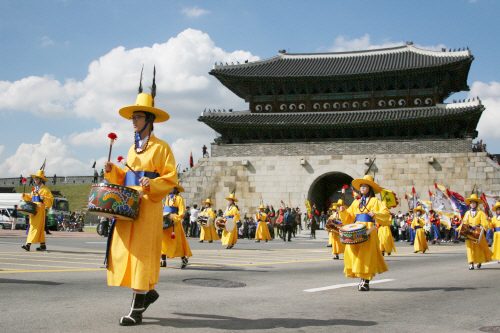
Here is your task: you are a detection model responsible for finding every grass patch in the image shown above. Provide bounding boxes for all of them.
[15,184,91,212]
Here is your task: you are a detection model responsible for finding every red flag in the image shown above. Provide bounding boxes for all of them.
[189,152,194,168]
[428,189,433,199]
[434,183,438,189]
[21,177,27,185]
[412,186,416,195]
[481,193,491,216]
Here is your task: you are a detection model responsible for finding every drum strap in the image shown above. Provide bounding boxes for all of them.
[494,227,500,232]
[414,226,422,229]
[124,171,159,186]
[104,218,116,268]
[355,214,374,222]
[32,196,41,203]
[163,206,179,214]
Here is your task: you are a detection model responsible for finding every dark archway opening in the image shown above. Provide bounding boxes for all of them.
[307,172,354,214]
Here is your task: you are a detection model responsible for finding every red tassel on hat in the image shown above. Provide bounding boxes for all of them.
[171,232,175,239]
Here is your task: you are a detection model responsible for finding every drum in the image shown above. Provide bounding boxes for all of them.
[215,217,235,232]
[197,215,209,227]
[163,213,174,229]
[225,217,235,232]
[18,200,37,215]
[339,223,369,244]
[459,224,483,243]
[325,217,341,234]
[87,183,140,221]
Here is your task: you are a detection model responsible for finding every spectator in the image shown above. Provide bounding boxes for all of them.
[202,145,209,158]
[283,208,294,242]
[189,204,200,237]
[93,169,99,184]
[183,206,191,235]
[11,205,18,230]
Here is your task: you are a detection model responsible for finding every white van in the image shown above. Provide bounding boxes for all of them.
[0,206,27,230]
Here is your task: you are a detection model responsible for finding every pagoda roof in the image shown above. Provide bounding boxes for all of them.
[210,44,472,79]
[199,100,483,133]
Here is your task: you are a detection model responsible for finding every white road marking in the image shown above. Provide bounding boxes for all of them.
[481,261,500,266]
[85,242,107,244]
[304,278,395,292]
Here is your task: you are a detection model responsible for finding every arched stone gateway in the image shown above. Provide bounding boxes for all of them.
[307,172,354,213]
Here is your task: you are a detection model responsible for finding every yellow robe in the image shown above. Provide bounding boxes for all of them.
[461,210,492,264]
[221,205,240,247]
[339,197,391,280]
[23,185,53,244]
[328,212,345,255]
[199,207,220,242]
[105,135,177,291]
[255,212,271,241]
[492,216,500,261]
[161,194,192,258]
[378,225,396,254]
[411,217,428,253]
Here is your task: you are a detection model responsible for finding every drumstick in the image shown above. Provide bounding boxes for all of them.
[117,156,140,178]
[107,132,117,162]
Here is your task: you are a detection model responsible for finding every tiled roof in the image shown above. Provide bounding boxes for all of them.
[210,44,472,78]
[199,100,483,130]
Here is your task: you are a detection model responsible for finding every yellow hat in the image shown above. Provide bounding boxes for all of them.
[465,193,482,205]
[258,204,265,210]
[351,175,382,194]
[204,198,212,205]
[330,203,338,211]
[119,93,169,123]
[413,206,425,213]
[493,201,500,211]
[225,192,238,202]
[336,199,346,207]
[173,182,184,193]
[31,170,47,182]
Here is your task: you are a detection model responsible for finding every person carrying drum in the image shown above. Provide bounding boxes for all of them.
[411,206,428,254]
[255,204,271,242]
[161,184,192,268]
[221,192,240,249]
[21,167,54,252]
[491,202,500,263]
[459,194,492,270]
[327,199,345,260]
[104,70,178,326]
[338,175,391,291]
[199,198,219,243]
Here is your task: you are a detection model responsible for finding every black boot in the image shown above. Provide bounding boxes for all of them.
[119,293,145,326]
[144,290,159,311]
[181,256,188,269]
[333,254,339,260]
[21,243,31,252]
[36,243,47,251]
[160,255,166,268]
[358,279,370,291]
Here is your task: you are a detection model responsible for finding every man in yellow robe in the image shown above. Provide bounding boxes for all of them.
[460,194,492,270]
[411,206,428,254]
[328,200,346,260]
[491,202,500,262]
[161,184,192,268]
[255,204,271,242]
[104,74,178,326]
[221,192,240,249]
[338,175,391,291]
[21,169,53,252]
[199,198,219,243]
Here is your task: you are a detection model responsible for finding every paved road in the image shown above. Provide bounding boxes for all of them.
[0,230,499,333]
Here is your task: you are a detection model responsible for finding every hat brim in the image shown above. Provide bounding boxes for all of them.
[119,105,170,123]
[493,203,500,211]
[31,174,47,182]
[175,185,184,193]
[204,200,212,205]
[351,178,382,193]
[465,198,482,205]
[225,196,238,202]
[413,207,425,213]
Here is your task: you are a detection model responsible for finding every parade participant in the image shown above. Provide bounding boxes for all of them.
[460,194,492,270]
[328,200,345,260]
[255,204,271,242]
[429,210,441,244]
[161,184,192,268]
[221,192,240,249]
[21,167,54,252]
[338,175,391,291]
[451,214,461,243]
[199,198,219,243]
[378,212,397,256]
[327,203,336,248]
[104,70,178,326]
[491,202,500,262]
[411,206,428,254]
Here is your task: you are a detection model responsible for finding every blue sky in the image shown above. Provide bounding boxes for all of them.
[0,0,499,177]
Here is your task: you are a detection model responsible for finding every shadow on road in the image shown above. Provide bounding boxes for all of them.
[0,278,63,286]
[143,313,377,329]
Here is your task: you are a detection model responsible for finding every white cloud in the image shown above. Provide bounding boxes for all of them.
[0,145,4,158]
[0,133,89,177]
[328,34,445,52]
[40,35,55,47]
[182,6,210,18]
[0,28,257,176]
[469,81,500,142]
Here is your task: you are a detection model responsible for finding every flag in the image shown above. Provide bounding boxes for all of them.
[447,189,468,217]
[428,189,433,199]
[305,199,311,215]
[189,152,194,168]
[480,193,492,217]
[91,160,96,169]
[412,186,416,195]
[432,184,454,213]
[40,158,46,171]
[380,189,398,208]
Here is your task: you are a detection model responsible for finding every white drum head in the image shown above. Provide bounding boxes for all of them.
[225,218,235,232]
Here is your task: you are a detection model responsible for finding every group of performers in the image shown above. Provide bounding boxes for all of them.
[16,69,500,325]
